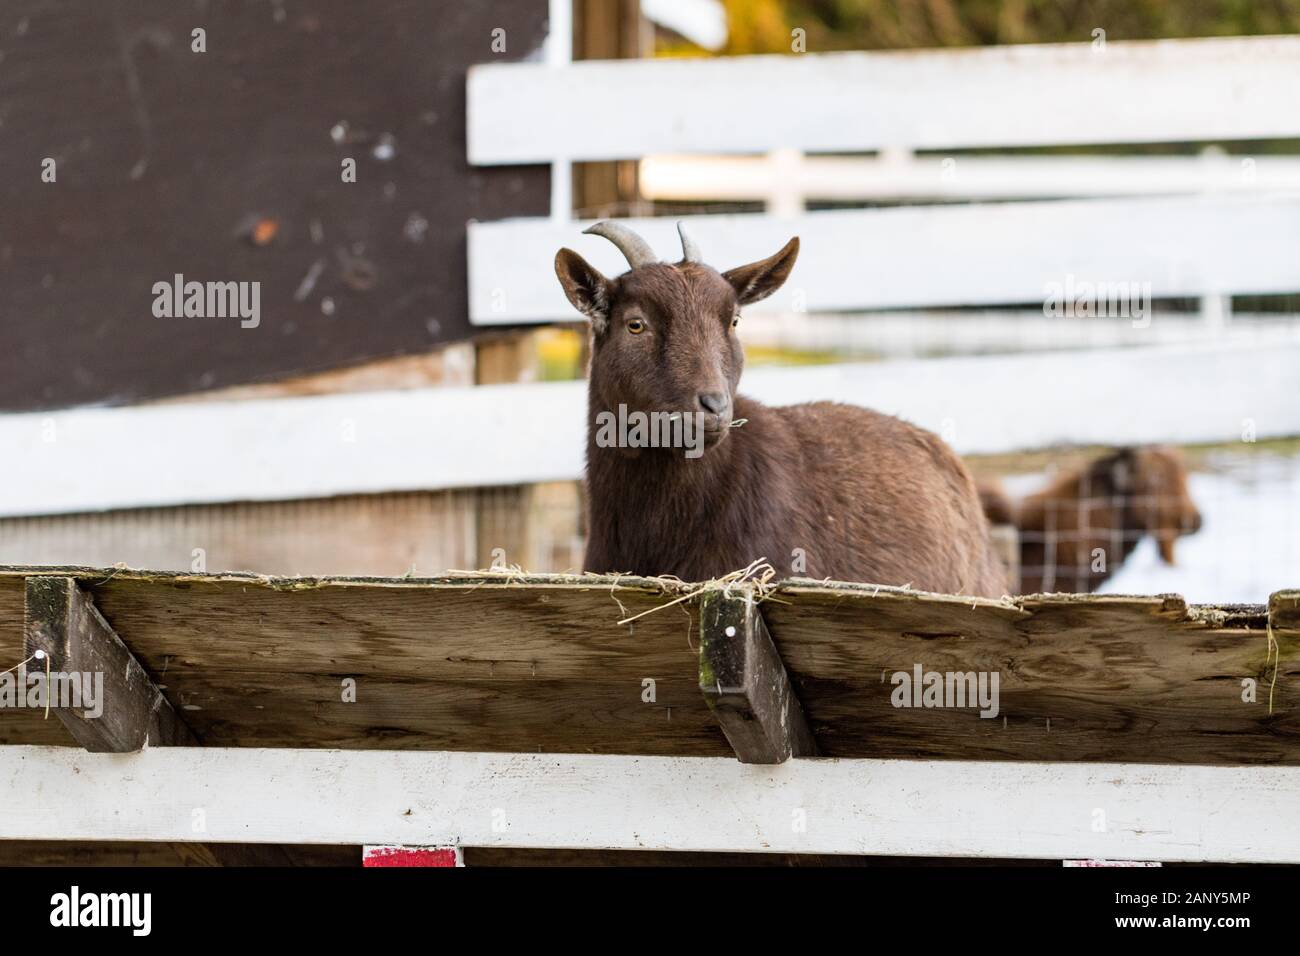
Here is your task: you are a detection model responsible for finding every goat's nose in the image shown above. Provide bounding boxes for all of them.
[697,392,728,414]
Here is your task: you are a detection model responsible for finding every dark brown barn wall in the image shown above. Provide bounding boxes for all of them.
[0,0,549,411]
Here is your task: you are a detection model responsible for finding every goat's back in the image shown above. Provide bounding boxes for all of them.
[762,401,1007,597]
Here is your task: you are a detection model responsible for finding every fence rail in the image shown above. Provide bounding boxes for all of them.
[5,746,1298,861]
[0,568,1296,859]
[3,342,1297,517]
[469,194,1300,324]
[468,36,1300,164]
[639,152,1300,206]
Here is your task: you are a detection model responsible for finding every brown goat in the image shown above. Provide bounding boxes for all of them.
[999,446,1203,594]
[555,221,1008,597]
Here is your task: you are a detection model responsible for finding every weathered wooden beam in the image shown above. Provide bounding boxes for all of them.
[23,576,196,752]
[699,589,818,764]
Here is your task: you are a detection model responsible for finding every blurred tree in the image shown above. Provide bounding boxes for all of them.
[682,0,1300,54]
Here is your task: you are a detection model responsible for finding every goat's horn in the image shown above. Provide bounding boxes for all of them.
[583,221,657,270]
[677,221,702,262]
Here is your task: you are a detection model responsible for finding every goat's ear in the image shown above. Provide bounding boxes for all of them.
[555,248,611,331]
[723,237,799,305]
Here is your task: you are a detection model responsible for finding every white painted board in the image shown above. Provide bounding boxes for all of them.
[1,342,1296,518]
[1,746,1296,862]
[638,153,1300,203]
[469,36,1300,164]
[467,195,1300,324]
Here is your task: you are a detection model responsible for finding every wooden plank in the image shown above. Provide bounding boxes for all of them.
[468,197,1300,323]
[22,577,195,751]
[4,342,1299,519]
[0,840,356,867]
[740,342,1300,456]
[0,569,720,756]
[698,590,817,763]
[1,569,1296,763]
[639,153,1300,203]
[468,36,1300,164]
[0,381,587,517]
[763,584,1299,765]
[138,672,725,756]
[735,310,1300,357]
[2,746,1299,862]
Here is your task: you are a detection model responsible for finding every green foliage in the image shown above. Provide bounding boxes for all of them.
[700,0,1300,54]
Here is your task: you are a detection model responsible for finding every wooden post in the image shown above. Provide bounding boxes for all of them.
[23,576,196,752]
[573,0,645,216]
[698,589,818,764]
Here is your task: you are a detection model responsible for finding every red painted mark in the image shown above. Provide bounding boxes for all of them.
[363,845,461,868]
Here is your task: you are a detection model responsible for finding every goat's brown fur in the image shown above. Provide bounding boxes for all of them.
[556,231,1008,596]
[1006,446,1202,594]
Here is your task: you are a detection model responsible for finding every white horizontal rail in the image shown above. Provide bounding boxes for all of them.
[2,342,1297,518]
[468,36,1300,164]
[0,383,586,518]
[0,746,1295,861]
[739,312,1300,356]
[468,195,1300,324]
[640,153,1300,203]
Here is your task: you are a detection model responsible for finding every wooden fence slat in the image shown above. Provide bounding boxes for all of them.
[3,745,1299,861]
[2,569,1296,764]
[468,36,1300,164]
[3,342,1299,519]
[467,197,1300,323]
[638,154,1300,204]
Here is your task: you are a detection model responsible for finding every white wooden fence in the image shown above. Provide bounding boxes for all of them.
[467,35,1300,326]
[4,28,1300,869]
[2,35,1299,518]
[3,340,1297,517]
[5,746,1296,862]
[639,151,1300,206]
[468,195,1300,322]
[467,36,1300,162]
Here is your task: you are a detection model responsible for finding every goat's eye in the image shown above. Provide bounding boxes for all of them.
[731,313,741,329]
[627,318,646,334]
